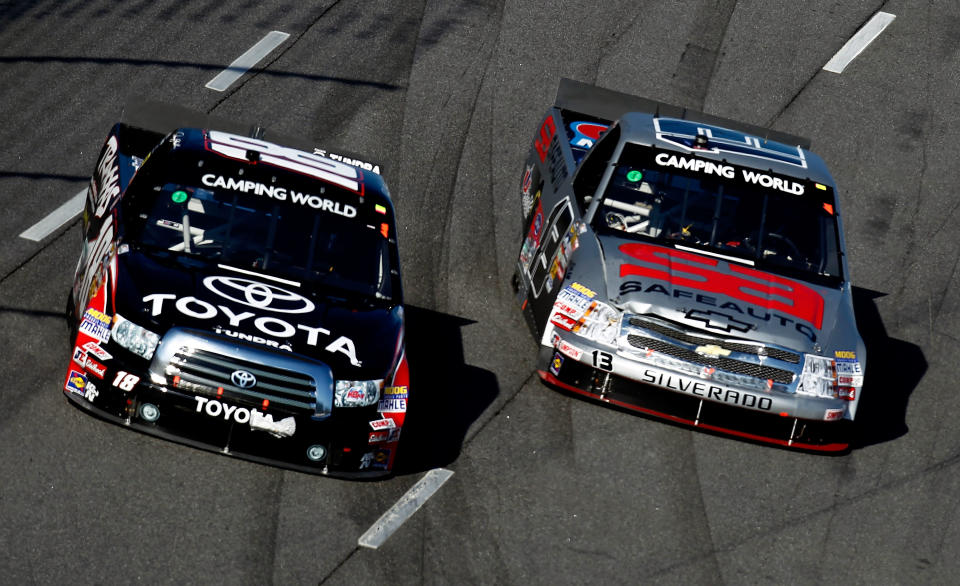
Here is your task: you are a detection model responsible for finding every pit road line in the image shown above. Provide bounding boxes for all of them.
[205,31,290,91]
[358,468,454,549]
[19,189,85,242]
[823,12,896,74]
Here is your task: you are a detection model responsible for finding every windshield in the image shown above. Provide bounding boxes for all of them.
[121,152,398,301]
[594,143,843,284]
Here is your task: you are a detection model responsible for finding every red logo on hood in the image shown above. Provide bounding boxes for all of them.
[619,243,824,329]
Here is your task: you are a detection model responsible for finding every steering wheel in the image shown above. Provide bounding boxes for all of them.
[760,233,803,262]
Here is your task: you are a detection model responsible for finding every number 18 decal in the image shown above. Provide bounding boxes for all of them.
[112,371,140,391]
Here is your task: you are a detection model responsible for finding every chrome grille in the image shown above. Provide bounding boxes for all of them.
[150,328,333,418]
[169,348,317,412]
[627,316,800,363]
[626,335,795,385]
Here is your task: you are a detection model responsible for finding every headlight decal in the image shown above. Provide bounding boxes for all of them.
[549,286,619,345]
[334,379,382,408]
[110,314,161,360]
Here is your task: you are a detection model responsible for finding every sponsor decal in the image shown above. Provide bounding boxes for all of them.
[203,276,314,314]
[312,148,381,175]
[685,309,752,333]
[569,121,608,149]
[369,417,397,431]
[653,118,807,169]
[206,130,362,192]
[84,357,106,379]
[837,387,856,400]
[77,217,114,306]
[72,346,88,367]
[368,428,401,444]
[527,199,575,297]
[519,199,544,271]
[619,242,825,329]
[640,368,773,411]
[521,164,534,196]
[554,286,595,317]
[200,174,357,217]
[83,381,99,403]
[570,282,596,298]
[79,308,111,343]
[824,408,845,421]
[837,375,864,387]
[213,326,293,351]
[621,280,819,342]
[143,288,359,366]
[66,370,87,395]
[534,116,556,163]
[193,397,296,437]
[93,135,121,217]
[834,350,857,360]
[83,341,112,361]
[556,338,583,360]
[835,361,863,376]
[377,386,407,413]
[359,448,391,470]
[550,351,564,375]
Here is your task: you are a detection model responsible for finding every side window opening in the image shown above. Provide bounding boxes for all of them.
[573,123,620,213]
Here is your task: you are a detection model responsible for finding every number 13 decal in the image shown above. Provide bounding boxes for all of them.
[591,350,613,371]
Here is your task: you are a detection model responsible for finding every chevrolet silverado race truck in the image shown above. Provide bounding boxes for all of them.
[513,79,865,451]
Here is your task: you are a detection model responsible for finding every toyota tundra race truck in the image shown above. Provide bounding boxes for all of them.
[513,79,865,451]
[64,100,407,476]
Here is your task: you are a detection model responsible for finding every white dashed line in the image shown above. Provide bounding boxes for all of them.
[205,31,290,91]
[823,12,896,74]
[19,189,85,242]
[358,468,454,550]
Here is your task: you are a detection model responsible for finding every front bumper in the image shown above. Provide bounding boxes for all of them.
[63,345,399,478]
[537,342,852,452]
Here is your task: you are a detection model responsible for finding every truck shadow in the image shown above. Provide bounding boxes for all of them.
[394,306,499,475]
[851,287,926,449]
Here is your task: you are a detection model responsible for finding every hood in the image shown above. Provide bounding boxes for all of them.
[114,250,401,378]
[598,237,845,352]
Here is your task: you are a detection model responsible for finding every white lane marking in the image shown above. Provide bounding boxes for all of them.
[19,189,86,241]
[358,468,454,550]
[205,31,290,91]
[823,12,896,74]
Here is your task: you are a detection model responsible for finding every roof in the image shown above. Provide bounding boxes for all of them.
[616,112,837,187]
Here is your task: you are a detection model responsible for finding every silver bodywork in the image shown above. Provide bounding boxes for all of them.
[515,80,865,444]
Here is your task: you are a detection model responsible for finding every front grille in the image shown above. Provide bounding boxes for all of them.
[627,316,800,363]
[626,334,795,384]
[167,348,318,413]
[149,328,334,420]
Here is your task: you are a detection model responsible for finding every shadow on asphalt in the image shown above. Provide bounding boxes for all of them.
[851,286,926,449]
[394,305,498,475]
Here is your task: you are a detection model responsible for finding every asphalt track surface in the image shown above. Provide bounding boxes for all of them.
[0,1,957,583]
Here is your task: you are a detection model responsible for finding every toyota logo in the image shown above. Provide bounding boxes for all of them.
[203,276,315,314]
[231,370,257,388]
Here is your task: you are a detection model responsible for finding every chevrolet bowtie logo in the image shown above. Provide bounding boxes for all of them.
[685,309,752,333]
[695,344,732,358]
